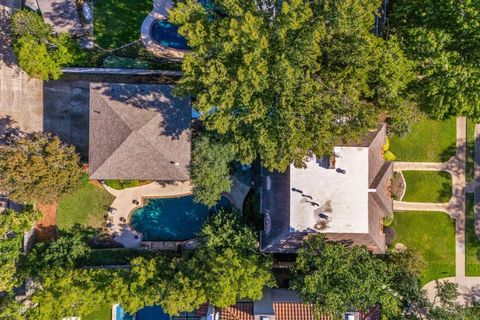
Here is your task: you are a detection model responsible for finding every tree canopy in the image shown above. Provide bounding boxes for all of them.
[390,0,480,120]
[291,236,402,319]
[11,10,86,80]
[190,133,235,207]
[0,133,82,204]
[0,206,40,292]
[7,209,273,318]
[169,0,415,171]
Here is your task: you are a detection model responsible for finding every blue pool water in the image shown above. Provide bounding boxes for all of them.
[130,195,229,241]
[150,20,189,50]
[116,305,169,320]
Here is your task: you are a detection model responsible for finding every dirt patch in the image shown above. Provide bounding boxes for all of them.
[34,203,58,241]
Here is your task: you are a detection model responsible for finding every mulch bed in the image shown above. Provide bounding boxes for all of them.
[34,203,58,241]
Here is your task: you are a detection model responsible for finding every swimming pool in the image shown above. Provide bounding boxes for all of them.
[130,195,229,241]
[150,20,189,50]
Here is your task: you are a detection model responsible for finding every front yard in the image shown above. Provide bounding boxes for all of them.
[401,171,452,203]
[390,118,456,162]
[93,0,153,49]
[391,211,455,285]
[57,175,115,231]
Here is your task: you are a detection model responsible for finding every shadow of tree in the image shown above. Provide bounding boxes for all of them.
[91,83,191,139]
[438,181,454,203]
[0,4,20,70]
[439,143,457,162]
[39,0,82,35]
[0,115,24,143]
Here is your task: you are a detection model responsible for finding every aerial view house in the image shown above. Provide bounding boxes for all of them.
[218,288,381,320]
[261,124,393,254]
[89,83,191,181]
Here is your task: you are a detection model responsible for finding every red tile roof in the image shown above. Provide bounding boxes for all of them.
[220,302,254,320]
[273,303,327,320]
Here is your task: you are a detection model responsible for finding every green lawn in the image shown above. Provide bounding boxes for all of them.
[391,211,455,285]
[466,194,480,276]
[402,171,452,203]
[390,118,456,162]
[94,0,153,49]
[84,303,111,320]
[57,176,115,231]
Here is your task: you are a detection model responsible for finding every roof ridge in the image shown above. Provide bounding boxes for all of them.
[89,95,133,178]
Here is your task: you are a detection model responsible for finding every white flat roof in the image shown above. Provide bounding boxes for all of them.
[289,147,370,234]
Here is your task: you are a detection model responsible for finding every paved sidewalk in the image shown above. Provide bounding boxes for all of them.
[393,201,449,213]
[393,161,448,171]
[420,118,472,301]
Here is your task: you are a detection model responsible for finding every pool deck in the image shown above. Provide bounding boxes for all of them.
[104,180,192,248]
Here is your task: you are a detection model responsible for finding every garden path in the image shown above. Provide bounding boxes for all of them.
[398,117,480,304]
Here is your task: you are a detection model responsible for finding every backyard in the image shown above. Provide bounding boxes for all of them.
[401,171,452,203]
[93,0,153,49]
[57,175,115,231]
[391,211,456,285]
[390,118,456,162]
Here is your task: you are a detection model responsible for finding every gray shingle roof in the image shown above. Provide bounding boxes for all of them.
[89,83,191,181]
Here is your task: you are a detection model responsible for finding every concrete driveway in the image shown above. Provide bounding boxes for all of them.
[43,80,89,159]
[0,0,43,133]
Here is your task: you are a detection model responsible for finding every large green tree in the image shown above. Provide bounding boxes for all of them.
[390,0,480,120]
[0,133,82,204]
[291,236,402,319]
[0,206,40,292]
[191,133,235,207]
[193,209,274,307]
[11,10,85,80]
[169,0,415,171]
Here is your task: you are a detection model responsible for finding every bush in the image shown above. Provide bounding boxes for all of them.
[384,150,397,161]
[102,55,150,69]
[383,214,394,227]
[104,180,150,190]
[81,248,159,266]
[11,9,87,80]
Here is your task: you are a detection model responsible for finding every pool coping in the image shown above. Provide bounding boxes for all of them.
[127,192,194,240]
[141,0,188,61]
[103,180,193,248]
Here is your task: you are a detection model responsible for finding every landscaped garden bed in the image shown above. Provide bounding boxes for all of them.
[391,211,455,285]
[57,175,114,231]
[390,118,456,162]
[402,171,452,203]
[104,179,152,190]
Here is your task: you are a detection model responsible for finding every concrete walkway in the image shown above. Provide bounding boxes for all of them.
[409,117,475,302]
[104,181,192,248]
